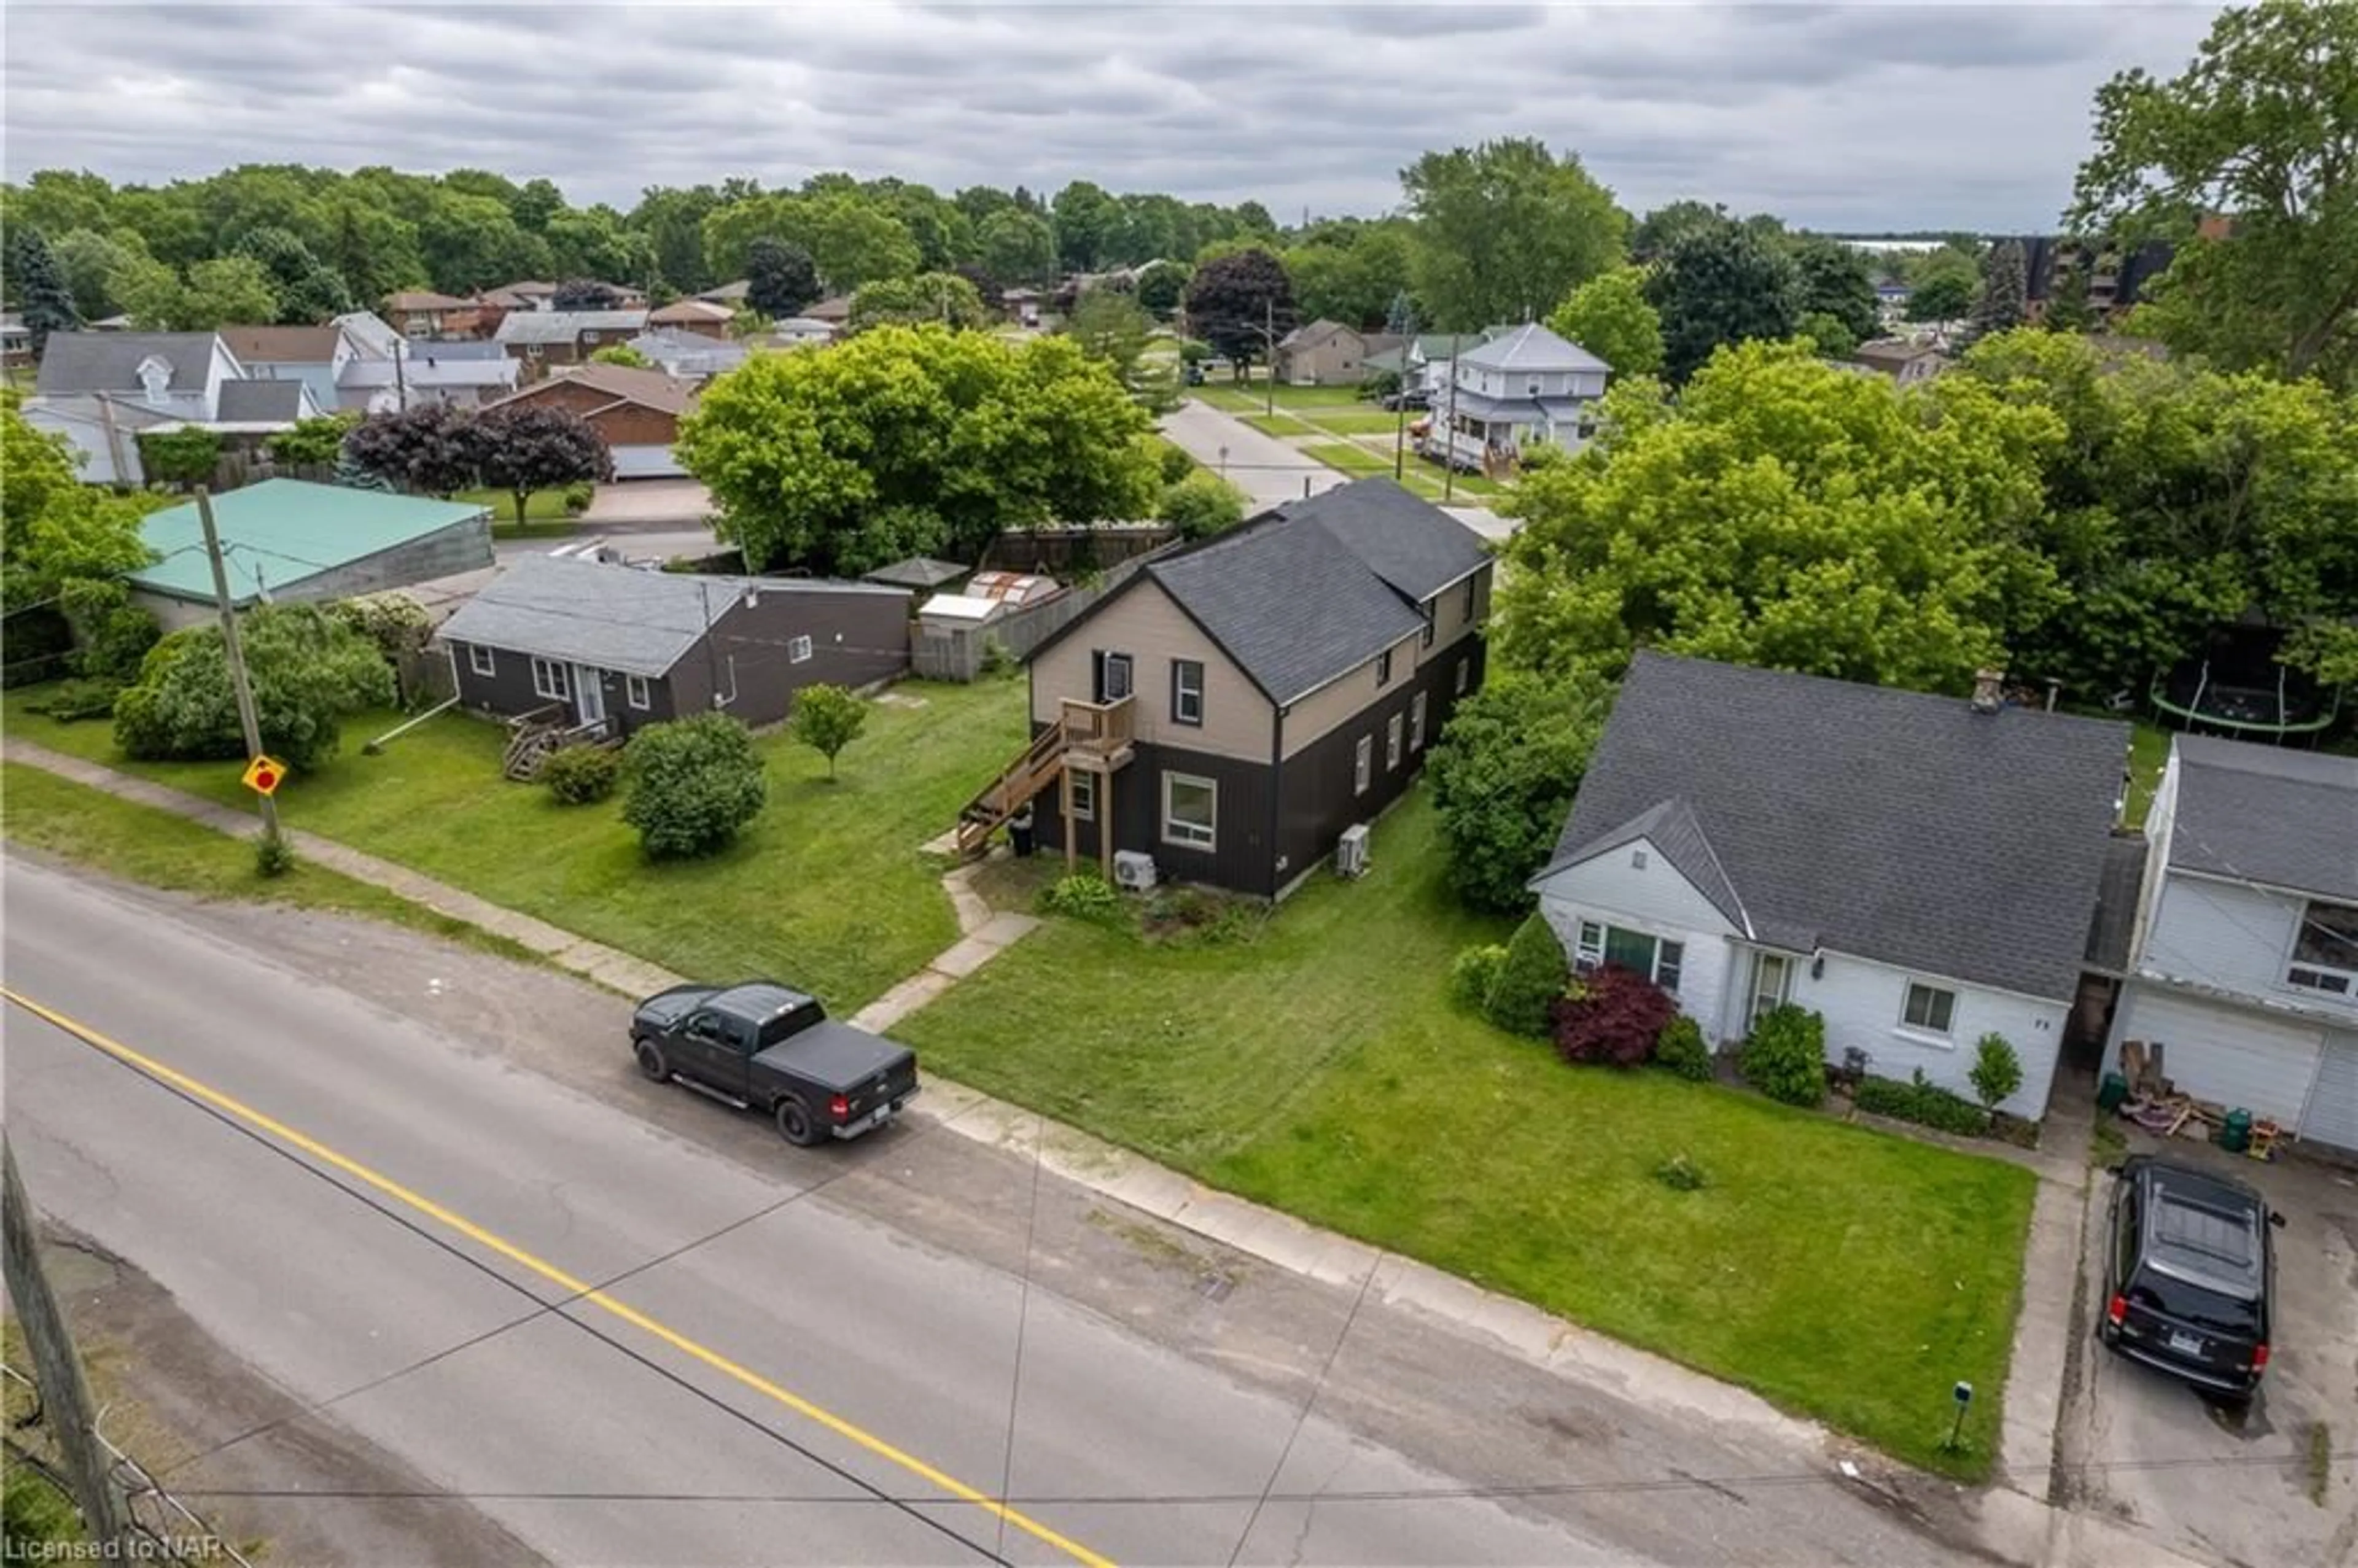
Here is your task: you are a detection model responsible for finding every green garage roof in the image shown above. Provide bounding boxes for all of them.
[126,479,490,604]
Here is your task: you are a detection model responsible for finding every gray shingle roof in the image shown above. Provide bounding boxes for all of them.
[493,310,650,344]
[2168,735,2358,901]
[35,332,224,395]
[1537,652,2132,1001]
[1277,477,1490,602]
[1457,322,1611,375]
[2086,836,2151,971]
[215,380,309,421]
[438,554,733,677]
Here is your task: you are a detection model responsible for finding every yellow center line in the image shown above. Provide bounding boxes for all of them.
[2,984,1116,1568]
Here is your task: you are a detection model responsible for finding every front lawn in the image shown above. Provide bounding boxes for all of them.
[455,486,575,533]
[1194,382,1367,413]
[3,679,1029,1009]
[897,794,2034,1477]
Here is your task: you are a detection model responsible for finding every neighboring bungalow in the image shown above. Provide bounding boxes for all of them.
[2103,737,2358,1152]
[627,327,750,379]
[1362,332,1489,402]
[208,379,322,429]
[494,308,653,374]
[219,324,357,413]
[25,331,246,484]
[801,295,854,330]
[768,316,840,346]
[338,340,523,413]
[484,362,697,479]
[1853,338,1948,386]
[1272,320,1402,387]
[1,311,30,368]
[437,553,911,739]
[694,279,752,307]
[959,477,1492,896]
[1430,322,1610,466]
[647,298,735,338]
[122,479,493,630]
[1528,654,2131,1120]
[477,280,558,312]
[383,290,477,340]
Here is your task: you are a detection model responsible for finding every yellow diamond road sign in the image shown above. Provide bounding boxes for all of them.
[241,755,287,796]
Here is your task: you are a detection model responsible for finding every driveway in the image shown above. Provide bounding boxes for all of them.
[1160,398,1346,512]
[2056,1135,2358,1567]
[583,477,713,527]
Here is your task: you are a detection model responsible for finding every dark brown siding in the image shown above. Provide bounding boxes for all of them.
[1274,635,1486,891]
[1029,739,1280,897]
[446,641,683,737]
[706,584,912,729]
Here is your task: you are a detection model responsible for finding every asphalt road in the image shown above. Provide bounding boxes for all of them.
[1158,400,1346,513]
[3,861,1624,1567]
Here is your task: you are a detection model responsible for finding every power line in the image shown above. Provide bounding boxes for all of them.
[1222,1247,1380,1566]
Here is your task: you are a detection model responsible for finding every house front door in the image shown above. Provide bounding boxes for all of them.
[573,665,607,728]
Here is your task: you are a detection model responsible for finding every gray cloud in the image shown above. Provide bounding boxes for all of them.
[4,2,2217,232]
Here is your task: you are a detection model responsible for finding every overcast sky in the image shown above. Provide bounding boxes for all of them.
[4,2,2220,232]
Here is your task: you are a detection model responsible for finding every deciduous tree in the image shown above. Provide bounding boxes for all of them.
[744,236,820,317]
[1425,670,1613,915]
[787,683,867,778]
[1630,199,1728,262]
[847,271,988,333]
[677,325,1158,576]
[112,604,395,770]
[341,403,483,497]
[1182,248,1295,378]
[1133,259,1188,317]
[2069,0,2358,387]
[1403,139,1625,330]
[2,403,156,607]
[551,278,624,310]
[472,403,613,526]
[1791,235,1880,347]
[1546,266,1663,378]
[179,255,280,329]
[977,207,1057,288]
[1644,221,1802,382]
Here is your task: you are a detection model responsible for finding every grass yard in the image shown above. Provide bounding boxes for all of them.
[2126,719,2171,829]
[1194,382,1367,414]
[3,678,1030,1009]
[0,762,540,965]
[898,793,2035,1478]
[1302,441,1391,478]
[456,486,576,532]
[1314,409,1413,436]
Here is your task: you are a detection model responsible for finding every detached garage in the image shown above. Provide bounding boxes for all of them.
[484,362,695,479]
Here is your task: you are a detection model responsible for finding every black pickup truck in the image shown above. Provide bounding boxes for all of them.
[629,981,920,1146]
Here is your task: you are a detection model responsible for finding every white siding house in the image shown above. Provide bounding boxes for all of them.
[2103,737,2358,1151]
[1529,654,2131,1120]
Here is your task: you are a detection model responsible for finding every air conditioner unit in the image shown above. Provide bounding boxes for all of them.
[1111,850,1158,892]
[1335,823,1371,879]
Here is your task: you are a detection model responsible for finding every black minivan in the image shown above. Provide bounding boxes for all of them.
[2099,1155,2284,1401]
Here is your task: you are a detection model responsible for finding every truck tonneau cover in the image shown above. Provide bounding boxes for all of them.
[754,1020,913,1090]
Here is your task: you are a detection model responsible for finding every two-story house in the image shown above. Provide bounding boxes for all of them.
[955,478,1492,898]
[2105,737,2358,1152]
[23,331,322,484]
[220,324,359,413]
[1273,320,1402,387]
[1528,655,2132,1120]
[1433,322,1611,465]
[383,290,478,340]
[493,309,654,375]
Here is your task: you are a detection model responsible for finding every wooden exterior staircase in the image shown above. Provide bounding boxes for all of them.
[502,702,613,781]
[953,696,1135,860]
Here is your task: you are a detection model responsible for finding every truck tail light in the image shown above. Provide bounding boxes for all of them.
[2106,1294,2127,1327]
[829,1094,850,1120]
[2251,1343,2270,1374]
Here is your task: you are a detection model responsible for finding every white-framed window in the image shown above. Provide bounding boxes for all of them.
[1171,659,1204,726]
[467,644,496,677]
[1461,578,1477,621]
[2287,899,2358,996]
[1574,920,1684,993]
[1065,769,1095,822]
[1748,952,1794,1027]
[1353,735,1372,794]
[1454,657,1469,696]
[625,673,651,710]
[788,634,813,664]
[531,657,569,701]
[1386,712,1403,769]
[1410,692,1427,751]
[1377,648,1394,687]
[1097,650,1134,702]
[1901,981,1957,1036]
[1162,772,1216,849]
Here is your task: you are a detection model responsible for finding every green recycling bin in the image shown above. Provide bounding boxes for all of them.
[2220,1108,2253,1154]
[2097,1071,2130,1112]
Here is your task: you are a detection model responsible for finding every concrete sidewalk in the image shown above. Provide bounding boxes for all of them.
[6,739,2176,1566]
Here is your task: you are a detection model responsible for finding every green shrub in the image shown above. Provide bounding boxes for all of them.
[1855,1070,1988,1136]
[111,604,393,769]
[1969,1032,2024,1112]
[562,479,596,515]
[60,580,160,683]
[254,829,295,879]
[1655,1014,1713,1081]
[620,713,768,858]
[1740,1004,1828,1107]
[540,743,621,804]
[1654,1153,1707,1192]
[1041,872,1123,922]
[1450,944,1509,1011]
[26,677,125,723]
[1483,914,1569,1038]
[977,638,1019,680]
[1158,470,1248,540]
[1153,436,1198,487]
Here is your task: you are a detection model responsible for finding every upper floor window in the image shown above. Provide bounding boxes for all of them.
[2289,899,2358,996]
[1377,649,1393,687]
[1171,659,1204,726]
[1461,576,1477,621]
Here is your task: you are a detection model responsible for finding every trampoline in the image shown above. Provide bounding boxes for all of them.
[2149,625,2341,743]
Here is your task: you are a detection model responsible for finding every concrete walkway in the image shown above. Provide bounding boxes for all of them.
[1158,397,1345,511]
[5,740,2197,1566]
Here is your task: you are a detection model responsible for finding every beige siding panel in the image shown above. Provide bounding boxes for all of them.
[1414,562,1491,672]
[1281,629,1423,759]
[1029,581,1271,763]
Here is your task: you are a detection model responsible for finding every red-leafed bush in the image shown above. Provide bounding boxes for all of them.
[1550,963,1679,1067]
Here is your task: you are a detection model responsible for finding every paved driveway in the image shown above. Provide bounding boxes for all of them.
[2056,1136,2358,1567]
[1160,398,1346,512]
[583,477,713,527]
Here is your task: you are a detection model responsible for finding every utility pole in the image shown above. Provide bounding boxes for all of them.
[1263,297,1276,419]
[1441,342,1461,503]
[2,1143,133,1547]
[196,487,279,840]
[392,338,408,412]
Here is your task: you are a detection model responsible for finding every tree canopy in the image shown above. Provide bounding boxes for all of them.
[472,403,613,524]
[112,603,395,770]
[2069,0,2358,388]
[675,325,1159,576]
[1644,221,1803,382]
[847,271,989,333]
[744,237,821,317]
[1182,248,1296,372]
[2,400,156,607]
[1547,266,1663,378]
[1402,139,1625,330]
[5,228,77,353]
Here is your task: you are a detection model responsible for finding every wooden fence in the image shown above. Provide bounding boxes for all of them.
[911,549,1166,681]
[981,525,1176,575]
